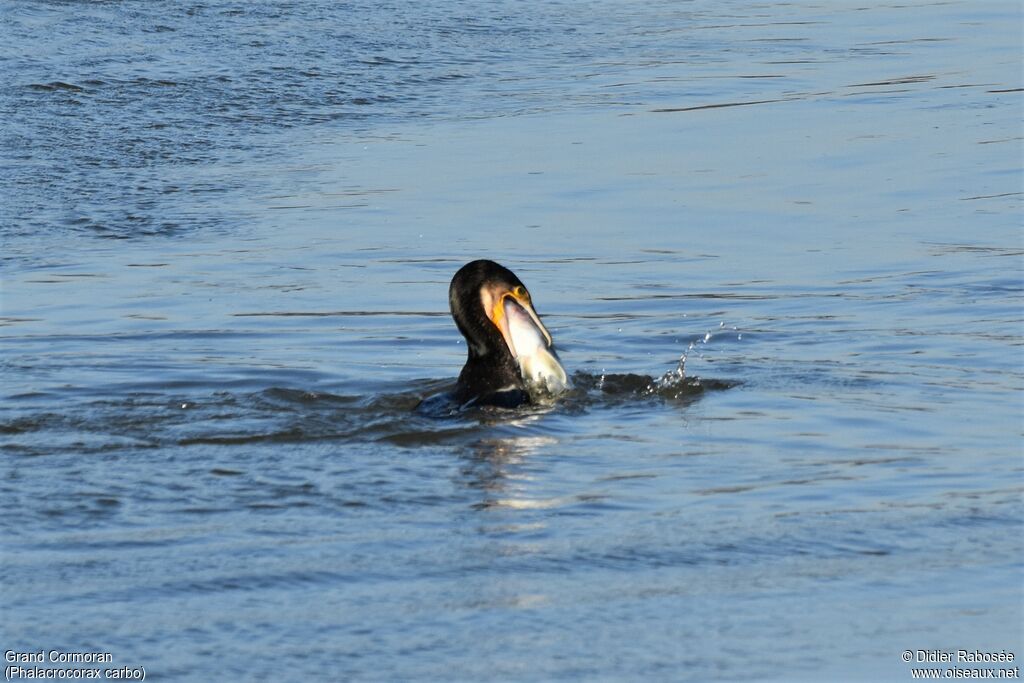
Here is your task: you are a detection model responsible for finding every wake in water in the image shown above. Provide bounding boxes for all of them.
[1,321,740,455]
[415,359,736,418]
[0,367,735,456]
[418,319,742,417]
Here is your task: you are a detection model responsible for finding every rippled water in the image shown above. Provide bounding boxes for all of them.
[2,1,1022,680]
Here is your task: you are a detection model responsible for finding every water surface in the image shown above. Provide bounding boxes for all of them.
[2,1,1022,680]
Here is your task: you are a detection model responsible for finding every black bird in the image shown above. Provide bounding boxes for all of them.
[448,260,569,407]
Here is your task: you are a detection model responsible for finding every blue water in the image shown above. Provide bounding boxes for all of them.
[2,1,1022,680]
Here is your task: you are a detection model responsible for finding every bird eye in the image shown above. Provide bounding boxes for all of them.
[513,286,528,299]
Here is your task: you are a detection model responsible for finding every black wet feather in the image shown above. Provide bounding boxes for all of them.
[449,259,528,406]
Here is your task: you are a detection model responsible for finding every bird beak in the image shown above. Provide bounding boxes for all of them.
[488,286,570,395]
[489,288,552,358]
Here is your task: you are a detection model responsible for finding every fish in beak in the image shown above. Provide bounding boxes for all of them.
[487,285,570,396]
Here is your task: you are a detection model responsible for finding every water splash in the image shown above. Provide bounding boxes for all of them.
[679,320,742,367]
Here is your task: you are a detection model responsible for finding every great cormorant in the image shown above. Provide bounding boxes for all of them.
[448,260,569,407]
